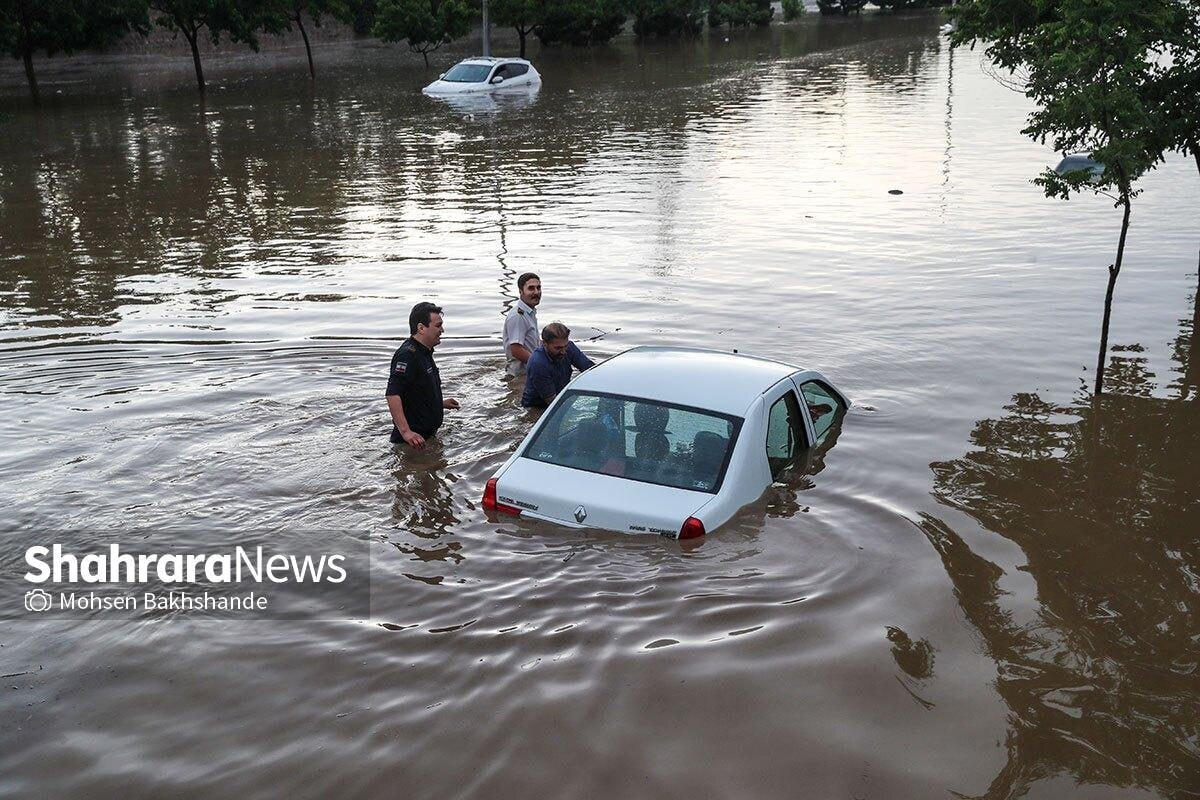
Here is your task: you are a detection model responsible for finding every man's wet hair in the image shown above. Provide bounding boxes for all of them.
[518,273,540,291]
[542,322,570,342]
[409,302,443,335]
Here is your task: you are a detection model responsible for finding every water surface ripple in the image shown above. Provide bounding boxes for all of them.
[1,14,1198,800]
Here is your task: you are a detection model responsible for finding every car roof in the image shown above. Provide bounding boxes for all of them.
[455,57,530,66]
[569,346,801,417]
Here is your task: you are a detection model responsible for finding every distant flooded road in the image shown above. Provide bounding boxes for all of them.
[2,13,1198,799]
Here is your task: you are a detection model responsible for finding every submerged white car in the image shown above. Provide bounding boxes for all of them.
[482,347,849,539]
[423,57,541,95]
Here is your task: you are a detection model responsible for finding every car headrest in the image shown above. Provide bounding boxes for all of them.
[575,419,607,454]
[633,403,669,433]
[692,431,727,466]
[634,432,669,461]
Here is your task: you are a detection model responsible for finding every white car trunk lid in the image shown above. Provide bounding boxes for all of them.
[497,457,711,538]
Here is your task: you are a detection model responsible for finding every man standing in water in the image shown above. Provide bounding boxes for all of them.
[387,302,460,449]
[502,272,542,377]
[522,322,595,408]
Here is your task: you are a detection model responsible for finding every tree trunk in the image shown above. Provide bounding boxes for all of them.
[185,28,206,95]
[1191,137,1200,178]
[422,50,429,68]
[22,48,40,106]
[297,14,315,80]
[518,28,527,58]
[1094,193,1132,396]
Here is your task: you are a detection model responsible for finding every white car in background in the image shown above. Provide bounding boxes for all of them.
[423,57,541,95]
[482,346,849,539]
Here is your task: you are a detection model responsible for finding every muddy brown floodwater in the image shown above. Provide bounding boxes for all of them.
[1,12,1198,800]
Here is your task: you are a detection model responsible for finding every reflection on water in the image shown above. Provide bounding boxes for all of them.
[926,323,1200,797]
[2,11,1199,799]
[1171,258,1200,401]
[0,13,947,333]
[425,85,542,115]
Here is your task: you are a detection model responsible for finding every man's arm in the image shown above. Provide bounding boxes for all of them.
[567,341,595,372]
[503,314,532,365]
[807,403,833,422]
[508,343,533,364]
[387,394,425,449]
[386,349,426,449]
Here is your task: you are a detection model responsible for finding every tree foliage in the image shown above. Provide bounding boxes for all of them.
[781,0,802,22]
[490,0,540,55]
[708,0,771,28]
[346,0,377,32]
[374,0,471,66]
[151,0,261,93]
[950,0,1192,395]
[629,0,705,38]
[948,0,1189,216]
[259,0,357,79]
[0,0,147,103]
[1151,2,1200,173]
[534,0,624,46]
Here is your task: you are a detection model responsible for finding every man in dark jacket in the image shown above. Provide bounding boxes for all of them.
[387,302,460,449]
[521,322,595,408]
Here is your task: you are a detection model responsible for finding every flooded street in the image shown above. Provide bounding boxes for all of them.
[2,13,1199,799]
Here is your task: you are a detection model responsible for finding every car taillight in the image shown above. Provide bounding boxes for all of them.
[679,517,706,539]
[482,478,521,516]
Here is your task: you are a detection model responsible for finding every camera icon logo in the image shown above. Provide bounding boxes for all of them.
[24,589,53,613]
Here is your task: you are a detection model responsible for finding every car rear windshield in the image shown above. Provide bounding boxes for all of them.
[522,391,742,494]
[443,64,492,83]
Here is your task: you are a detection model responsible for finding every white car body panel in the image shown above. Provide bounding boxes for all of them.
[496,458,714,536]
[686,393,773,533]
[486,347,848,539]
[569,346,799,416]
[423,57,542,95]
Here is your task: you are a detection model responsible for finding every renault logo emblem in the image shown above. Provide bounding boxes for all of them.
[574,505,587,524]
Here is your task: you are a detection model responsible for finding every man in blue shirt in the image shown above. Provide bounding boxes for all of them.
[521,322,595,408]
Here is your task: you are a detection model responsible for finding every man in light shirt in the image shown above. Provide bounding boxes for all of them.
[503,272,542,376]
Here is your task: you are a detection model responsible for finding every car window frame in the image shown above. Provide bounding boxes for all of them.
[796,378,845,444]
[520,389,745,495]
[763,380,810,480]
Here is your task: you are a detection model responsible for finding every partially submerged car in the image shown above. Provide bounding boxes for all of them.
[482,346,849,539]
[423,57,541,95]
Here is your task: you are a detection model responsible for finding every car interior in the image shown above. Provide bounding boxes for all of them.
[529,393,734,493]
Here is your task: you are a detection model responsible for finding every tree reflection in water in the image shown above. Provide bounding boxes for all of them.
[925,334,1200,798]
[1170,252,1200,401]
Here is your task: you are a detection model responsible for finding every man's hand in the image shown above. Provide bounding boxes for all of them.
[443,398,460,410]
[401,429,426,450]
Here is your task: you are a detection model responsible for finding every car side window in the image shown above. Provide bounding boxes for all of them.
[801,381,841,443]
[765,391,806,479]
[493,64,528,80]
